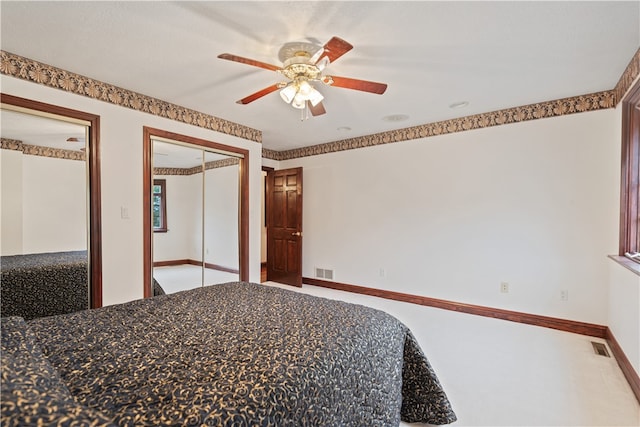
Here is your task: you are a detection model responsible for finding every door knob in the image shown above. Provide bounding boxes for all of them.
[292,231,301,236]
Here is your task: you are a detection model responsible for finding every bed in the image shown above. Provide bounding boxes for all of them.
[1,281,457,426]
[0,251,88,320]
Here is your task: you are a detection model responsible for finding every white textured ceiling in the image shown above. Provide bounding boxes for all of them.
[152,139,238,169]
[1,1,638,152]
[0,109,86,151]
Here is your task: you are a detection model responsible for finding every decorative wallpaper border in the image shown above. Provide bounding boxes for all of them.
[263,46,639,161]
[0,51,261,143]
[154,157,240,176]
[3,46,639,163]
[1,137,86,161]
[263,90,616,161]
[262,148,282,161]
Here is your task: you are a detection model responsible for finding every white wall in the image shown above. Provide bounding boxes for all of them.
[204,165,239,269]
[0,149,23,255]
[1,75,263,306]
[1,150,86,255]
[153,166,240,270]
[280,109,619,325]
[153,173,201,262]
[608,262,640,374]
[22,155,87,254]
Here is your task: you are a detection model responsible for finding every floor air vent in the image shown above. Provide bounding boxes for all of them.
[591,341,610,357]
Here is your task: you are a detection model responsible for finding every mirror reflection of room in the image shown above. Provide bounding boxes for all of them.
[151,139,240,294]
[0,108,89,319]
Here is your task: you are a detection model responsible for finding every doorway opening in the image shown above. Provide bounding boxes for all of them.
[261,167,271,282]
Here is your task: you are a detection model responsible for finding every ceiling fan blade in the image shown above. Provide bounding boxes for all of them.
[236,84,281,105]
[314,36,353,64]
[218,53,281,72]
[308,101,326,116]
[327,76,388,95]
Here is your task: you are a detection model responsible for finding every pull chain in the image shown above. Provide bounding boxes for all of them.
[300,103,310,121]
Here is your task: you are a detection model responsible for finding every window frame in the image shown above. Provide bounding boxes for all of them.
[152,179,168,233]
[619,79,640,259]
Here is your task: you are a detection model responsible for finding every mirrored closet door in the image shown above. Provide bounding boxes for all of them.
[203,150,240,284]
[0,95,101,319]
[143,127,249,297]
[151,141,204,293]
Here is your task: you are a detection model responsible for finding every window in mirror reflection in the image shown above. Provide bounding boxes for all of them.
[152,179,167,232]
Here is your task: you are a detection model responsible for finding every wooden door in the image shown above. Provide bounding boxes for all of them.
[267,167,303,287]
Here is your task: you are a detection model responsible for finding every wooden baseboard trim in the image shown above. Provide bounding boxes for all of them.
[153,259,192,267]
[302,277,607,338]
[303,276,639,405]
[154,259,239,274]
[606,327,640,403]
[203,262,239,275]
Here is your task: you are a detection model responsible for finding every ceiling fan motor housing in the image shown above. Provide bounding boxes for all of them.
[277,41,321,62]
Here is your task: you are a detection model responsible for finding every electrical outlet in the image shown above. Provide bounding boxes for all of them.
[560,290,569,302]
[500,282,509,293]
[379,268,385,277]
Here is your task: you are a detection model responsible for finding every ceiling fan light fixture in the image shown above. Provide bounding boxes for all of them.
[280,84,298,104]
[281,80,324,108]
[291,93,307,109]
[307,87,324,107]
[298,80,312,96]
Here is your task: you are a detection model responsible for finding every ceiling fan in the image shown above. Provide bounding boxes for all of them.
[218,36,387,118]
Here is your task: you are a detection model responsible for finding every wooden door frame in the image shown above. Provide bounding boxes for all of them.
[619,78,640,255]
[143,127,249,298]
[1,93,103,308]
[262,166,274,279]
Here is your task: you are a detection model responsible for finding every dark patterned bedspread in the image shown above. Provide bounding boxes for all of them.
[16,282,456,426]
[1,251,88,320]
[1,317,116,426]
